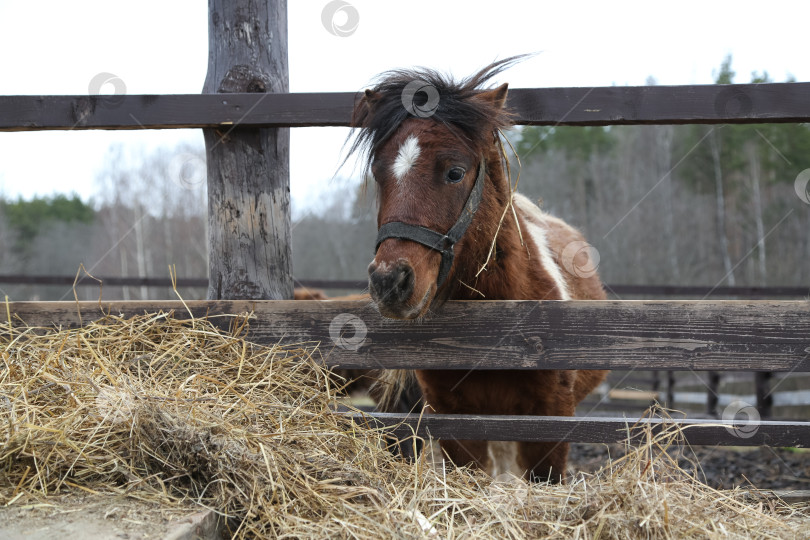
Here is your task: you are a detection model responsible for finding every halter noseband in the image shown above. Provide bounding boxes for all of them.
[374,157,486,289]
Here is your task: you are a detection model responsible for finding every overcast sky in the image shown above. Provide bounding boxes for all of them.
[1,0,808,210]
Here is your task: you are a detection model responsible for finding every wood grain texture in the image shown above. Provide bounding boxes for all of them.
[1,82,808,131]
[6,300,809,372]
[0,93,357,131]
[607,284,810,298]
[755,490,810,503]
[0,274,209,287]
[349,413,810,447]
[203,0,293,301]
[1,276,806,297]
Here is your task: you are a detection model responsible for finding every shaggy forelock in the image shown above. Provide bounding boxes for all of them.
[348,55,528,174]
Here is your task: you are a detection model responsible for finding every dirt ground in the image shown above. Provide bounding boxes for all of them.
[0,493,220,540]
[569,443,810,491]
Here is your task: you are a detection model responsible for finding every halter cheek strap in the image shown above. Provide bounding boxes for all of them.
[374,157,486,289]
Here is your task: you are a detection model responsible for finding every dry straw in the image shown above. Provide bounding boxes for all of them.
[1,311,808,538]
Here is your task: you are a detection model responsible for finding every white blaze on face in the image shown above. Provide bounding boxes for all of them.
[392,134,421,182]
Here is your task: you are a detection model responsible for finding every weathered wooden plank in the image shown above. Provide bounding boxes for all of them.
[607,389,659,401]
[0,275,363,290]
[0,93,356,131]
[5,300,809,372]
[0,274,209,287]
[608,284,810,298]
[669,389,810,408]
[1,82,809,131]
[2,275,806,298]
[350,413,810,446]
[576,403,656,415]
[753,490,810,504]
[508,83,810,126]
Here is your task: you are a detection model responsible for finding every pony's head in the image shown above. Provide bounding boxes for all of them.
[350,57,521,319]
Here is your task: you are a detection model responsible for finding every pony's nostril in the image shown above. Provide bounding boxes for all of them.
[394,263,414,301]
[369,261,414,305]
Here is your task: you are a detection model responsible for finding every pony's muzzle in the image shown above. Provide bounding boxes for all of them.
[367,259,416,318]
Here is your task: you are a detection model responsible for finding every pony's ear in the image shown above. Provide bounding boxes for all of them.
[475,83,509,109]
[352,89,380,127]
[360,89,381,112]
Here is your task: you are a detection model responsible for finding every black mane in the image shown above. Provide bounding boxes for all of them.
[348,55,528,172]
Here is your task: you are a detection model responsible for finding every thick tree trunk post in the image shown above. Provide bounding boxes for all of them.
[203,0,293,300]
[747,144,767,283]
[709,131,735,287]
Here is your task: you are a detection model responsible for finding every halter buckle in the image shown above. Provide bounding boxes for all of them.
[438,236,454,253]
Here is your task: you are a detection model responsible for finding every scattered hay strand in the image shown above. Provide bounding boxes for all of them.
[1,312,808,538]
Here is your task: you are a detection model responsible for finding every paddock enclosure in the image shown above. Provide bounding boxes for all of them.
[2,0,810,537]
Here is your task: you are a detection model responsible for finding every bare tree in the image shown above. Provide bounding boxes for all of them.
[709,130,736,286]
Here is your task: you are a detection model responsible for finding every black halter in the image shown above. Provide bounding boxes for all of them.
[374,158,486,289]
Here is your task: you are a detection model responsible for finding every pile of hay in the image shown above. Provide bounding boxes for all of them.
[1,311,808,538]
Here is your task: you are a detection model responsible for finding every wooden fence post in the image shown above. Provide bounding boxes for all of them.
[707,371,720,416]
[202,0,293,300]
[756,372,774,419]
[666,370,675,407]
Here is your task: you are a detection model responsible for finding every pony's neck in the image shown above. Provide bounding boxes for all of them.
[448,142,531,300]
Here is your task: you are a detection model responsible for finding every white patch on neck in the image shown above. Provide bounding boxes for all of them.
[513,194,572,301]
[392,134,421,182]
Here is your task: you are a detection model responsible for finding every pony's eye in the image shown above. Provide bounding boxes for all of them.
[446,167,466,183]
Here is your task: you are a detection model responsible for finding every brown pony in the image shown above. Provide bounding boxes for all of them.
[350,57,607,483]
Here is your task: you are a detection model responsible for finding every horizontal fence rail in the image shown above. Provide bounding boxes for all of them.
[352,413,810,447]
[606,284,810,298]
[2,275,807,298]
[672,389,810,408]
[2,82,810,131]
[0,274,209,288]
[6,300,810,371]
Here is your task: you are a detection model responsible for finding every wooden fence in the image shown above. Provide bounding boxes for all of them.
[2,0,809,449]
[4,275,807,420]
[2,275,808,298]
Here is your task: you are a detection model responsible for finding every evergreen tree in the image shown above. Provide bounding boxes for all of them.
[0,194,95,254]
